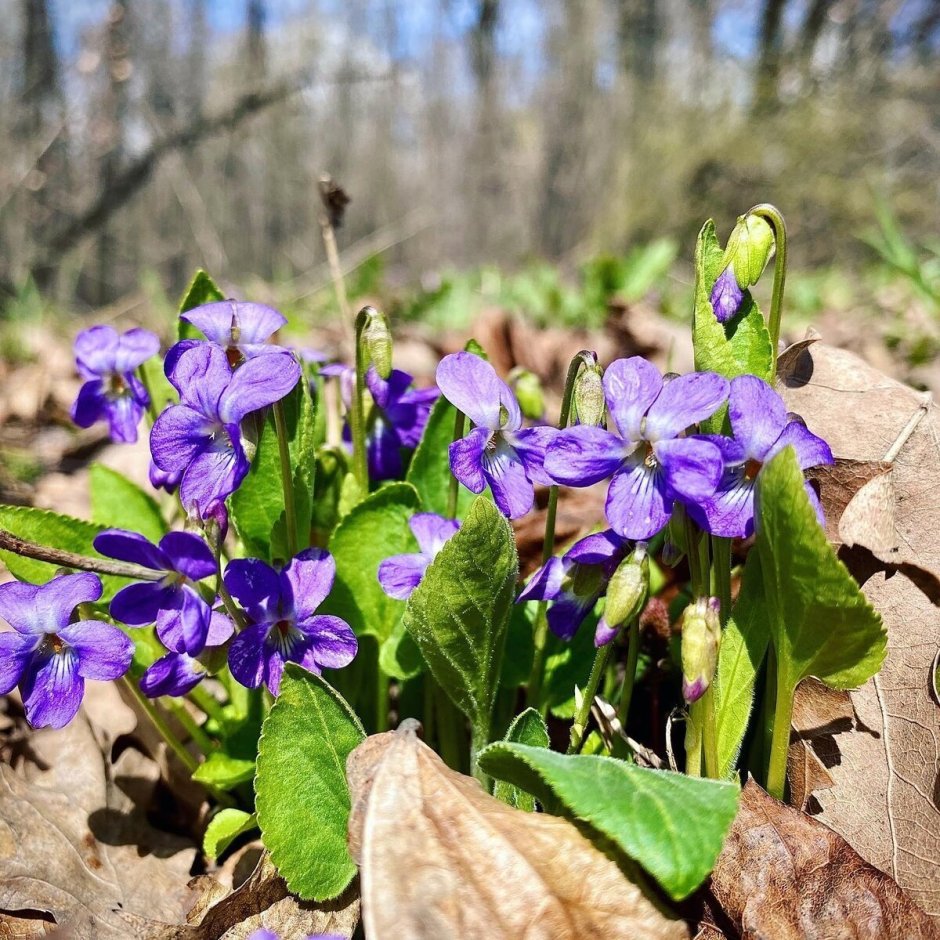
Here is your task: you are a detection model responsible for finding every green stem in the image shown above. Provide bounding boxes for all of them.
[122,676,198,774]
[526,350,597,711]
[618,617,640,728]
[376,667,388,733]
[165,699,215,756]
[435,685,461,771]
[272,399,299,557]
[189,685,228,727]
[567,643,612,754]
[136,365,161,424]
[446,410,466,519]
[217,569,248,633]
[766,668,793,800]
[710,536,732,622]
[685,710,703,777]
[350,308,371,493]
[700,685,719,778]
[748,203,788,371]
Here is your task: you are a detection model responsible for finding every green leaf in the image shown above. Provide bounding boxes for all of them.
[0,504,129,601]
[139,354,177,412]
[406,396,476,518]
[321,483,421,643]
[178,269,224,339]
[379,618,425,680]
[692,220,773,384]
[492,709,549,811]
[255,665,365,901]
[542,615,598,718]
[337,471,365,519]
[230,380,315,561]
[478,743,739,900]
[191,752,256,790]
[89,464,167,543]
[203,809,257,861]
[757,447,886,693]
[714,550,769,779]
[402,497,517,744]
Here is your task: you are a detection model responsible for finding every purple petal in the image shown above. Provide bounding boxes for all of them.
[366,420,404,481]
[110,581,175,626]
[655,437,723,503]
[35,573,103,632]
[0,581,43,635]
[544,426,626,487]
[603,357,663,441]
[224,559,281,621]
[729,375,788,459]
[74,326,119,376]
[449,426,489,494]
[366,367,409,410]
[105,394,146,444]
[517,556,564,604]
[436,352,504,430]
[804,480,826,528]
[21,650,84,729]
[547,595,594,641]
[206,608,235,646]
[409,513,460,556]
[227,622,270,690]
[693,472,755,538]
[564,529,629,566]
[162,340,200,382]
[58,620,133,680]
[298,615,358,669]
[768,420,833,470]
[511,426,557,486]
[0,631,38,693]
[140,652,205,698]
[710,266,744,323]
[167,343,230,415]
[149,460,182,493]
[150,404,213,472]
[378,554,429,600]
[696,433,747,465]
[282,549,336,621]
[594,617,619,647]
[95,529,169,571]
[482,440,534,519]
[113,328,160,372]
[183,301,286,347]
[645,372,729,441]
[605,460,671,540]
[158,531,216,581]
[155,586,212,654]
[70,380,107,428]
[178,428,248,512]
[218,352,301,424]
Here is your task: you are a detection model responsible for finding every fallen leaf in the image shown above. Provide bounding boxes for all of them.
[346,720,688,939]
[710,780,939,938]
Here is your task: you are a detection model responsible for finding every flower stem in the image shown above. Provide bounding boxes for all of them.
[700,685,719,778]
[435,684,462,771]
[189,685,228,727]
[136,365,161,424]
[350,308,371,493]
[446,409,466,519]
[765,667,793,800]
[164,699,216,756]
[567,642,612,754]
[272,399,299,557]
[748,203,788,370]
[710,536,732,619]
[618,616,641,728]
[526,350,596,712]
[0,529,162,581]
[317,191,355,355]
[216,562,248,632]
[376,666,388,733]
[122,676,198,774]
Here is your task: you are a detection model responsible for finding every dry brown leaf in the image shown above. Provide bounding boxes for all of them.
[347,721,688,940]
[780,339,940,920]
[710,780,939,939]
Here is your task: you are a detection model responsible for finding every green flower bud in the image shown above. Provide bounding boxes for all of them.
[508,367,545,420]
[359,305,393,379]
[680,597,721,704]
[723,213,775,289]
[573,358,606,427]
[604,543,650,629]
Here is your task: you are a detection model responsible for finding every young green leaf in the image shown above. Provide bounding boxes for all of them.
[89,464,167,543]
[478,743,739,901]
[379,619,425,681]
[178,269,224,339]
[203,809,257,861]
[191,753,256,790]
[320,482,421,643]
[492,709,549,812]
[402,496,517,747]
[255,665,365,901]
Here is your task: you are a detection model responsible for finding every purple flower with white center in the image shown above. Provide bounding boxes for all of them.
[150,343,300,516]
[165,300,289,376]
[436,352,556,519]
[95,529,216,654]
[140,608,234,698]
[688,374,833,538]
[710,266,744,323]
[378,513,460,600]
[0,573,132,729]
[545,357,729,540]
[224,549,357,695]
[517,529,631,643]
[70,326,160,443]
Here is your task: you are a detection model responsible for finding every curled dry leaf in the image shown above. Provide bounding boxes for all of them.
[710,780,939,939]
[346,720,688,940]
[780,339,940,920]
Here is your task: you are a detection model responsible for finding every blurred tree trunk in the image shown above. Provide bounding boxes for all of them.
[754,0,788,114]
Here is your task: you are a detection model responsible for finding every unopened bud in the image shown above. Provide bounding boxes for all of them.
[359,306,393,379]
[508,368,544,420]
[724,213,774,289]
[603,543,649,629]
[680,597,721,704]
[573,358,606,427]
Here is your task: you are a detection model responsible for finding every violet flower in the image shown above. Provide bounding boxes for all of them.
[140,608,234,698]
[545,357,728,540]
[224,549,357,694]
[710,267,744,323]
[378,513,460,600]
[689,374,833,538]
[150,342,300,516]
[0,573,132,729]
[517,529,631,643]
[95,529,216,654]
[70,326,160,443]
[436,352,556,519]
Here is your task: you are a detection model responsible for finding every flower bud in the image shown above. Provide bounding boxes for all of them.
[710,266,744,324]
[508,367,544,420]
[573,358,606,427]
[724,213,775,289]
[359,306,393,379]
[680,597,721,704]
[603,543,649,630]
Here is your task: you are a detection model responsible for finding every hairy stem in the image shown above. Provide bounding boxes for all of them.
[122,676,198,773]
[748,203,788,370]
[765,668,794,800]
[349,308,371,493]
[567,643,612,754]
[619,616,641,728]
[446,409,466,519]
[272,399,299,557]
